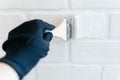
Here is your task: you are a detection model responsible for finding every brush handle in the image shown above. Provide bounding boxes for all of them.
[51,19,67,41]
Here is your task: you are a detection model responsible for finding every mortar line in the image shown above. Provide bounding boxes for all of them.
[64,0,71,10]
[34,67,39,80]
[67,40,73,63]
[107,15,112,38]
[100,66,105,80]
[2,8,120,12]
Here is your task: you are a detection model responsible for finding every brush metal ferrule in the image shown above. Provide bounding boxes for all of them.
[66,17,76,41]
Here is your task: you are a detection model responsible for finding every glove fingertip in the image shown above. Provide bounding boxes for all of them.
[43,32,53,42]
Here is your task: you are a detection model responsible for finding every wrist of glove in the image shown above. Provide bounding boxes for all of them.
[0,19,55,79]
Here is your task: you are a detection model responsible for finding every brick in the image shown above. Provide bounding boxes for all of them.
[102,66,120,80]
[36,64,101,80]
[0,0,65,9]
[71,39,120,64]
[20,0,65,9]
[23,69,37,80]
[75,11,107,38]
[0,14,27,40]
[0,0,20,9]
[70,0,97,8]
[40,37,69,63]
[110,14,120,38]
[71,0,120,8]
[98,0,120,8]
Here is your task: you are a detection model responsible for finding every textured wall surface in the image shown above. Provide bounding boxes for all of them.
[0,0,120,80]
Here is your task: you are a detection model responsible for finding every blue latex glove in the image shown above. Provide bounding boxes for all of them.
[0,19,55,79]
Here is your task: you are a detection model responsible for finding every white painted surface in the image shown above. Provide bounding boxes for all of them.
[71,39,120,64]
[0,14,27,40]
[0,0,120,80]
[71,0,120,8]
[40,37,69,63]
[36,64,101,80]
[20,0,66,9]
[23,69,37,80]
[75,11,107,38]
[110,14,120,38]
[103,66,120,80]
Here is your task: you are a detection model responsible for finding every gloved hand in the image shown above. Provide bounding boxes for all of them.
[0,19,55,79]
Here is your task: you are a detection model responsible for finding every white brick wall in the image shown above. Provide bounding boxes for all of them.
[36,64,101,80]
[102,65,120,80]
[0,0,120,80]
[20,0,66,9]
[75,11,107,38]
[71,0,120,9]
[109,14,120,38]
